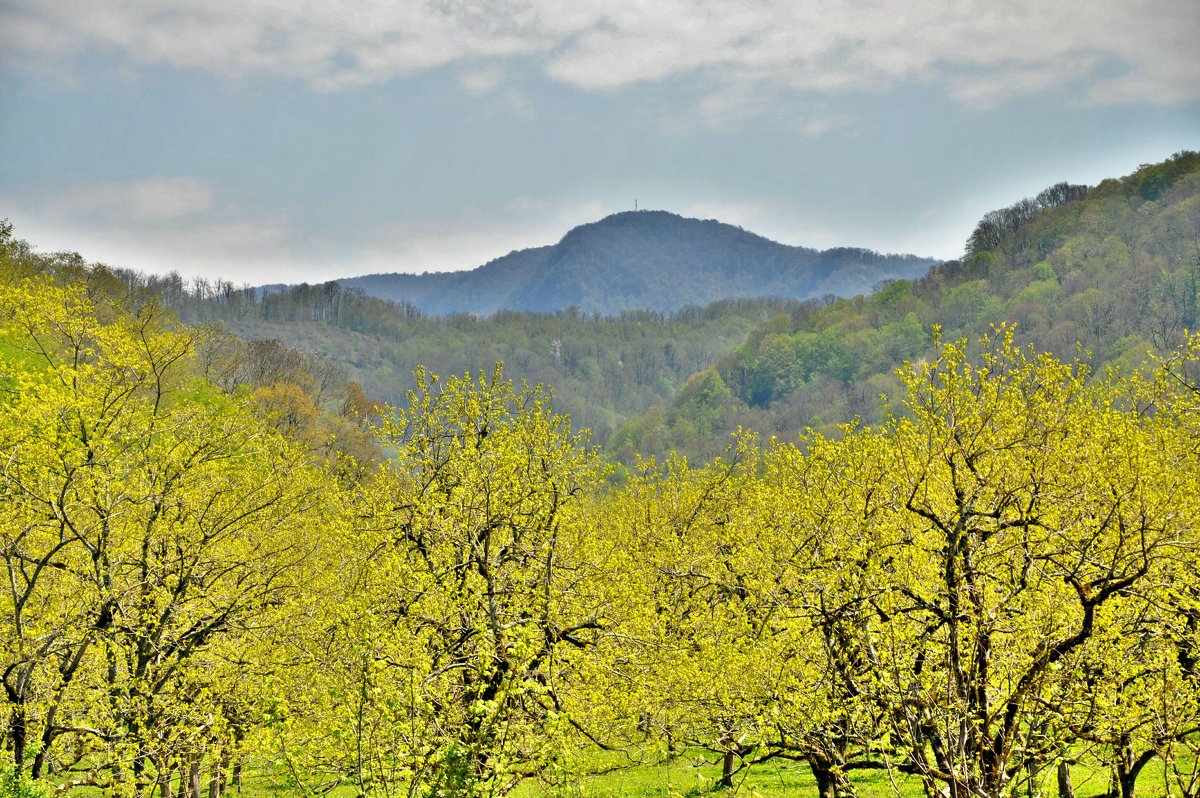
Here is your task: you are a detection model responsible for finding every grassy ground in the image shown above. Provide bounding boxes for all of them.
[512,752,1188,798]
[515,751,821,797]
[516,752,914,798]
[42,750,1192,798]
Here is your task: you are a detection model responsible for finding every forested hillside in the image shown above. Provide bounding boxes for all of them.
[4,229,1200,797]
[613,151,1200,463]
[337,210,935,315]
[170,286,801,445]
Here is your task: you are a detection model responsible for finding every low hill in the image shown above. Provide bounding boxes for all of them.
[612,151,1200,464]
[339,210,935,316]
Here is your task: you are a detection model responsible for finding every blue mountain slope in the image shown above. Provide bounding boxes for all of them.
[340,211,936,316]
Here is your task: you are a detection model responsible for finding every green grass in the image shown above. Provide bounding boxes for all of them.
[513,751,912,798]
[37,749,1195,798]
[513,751,1194,798]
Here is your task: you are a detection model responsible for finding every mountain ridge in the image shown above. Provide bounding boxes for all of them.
[337,210,936,316]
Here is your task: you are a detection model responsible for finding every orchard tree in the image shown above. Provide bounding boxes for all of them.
[1128,332,1200,798]
[868,326,1193,798]
[271,366,607,797]
[593,446,771,787]
[0,277,335,796]
[751,429,901,798]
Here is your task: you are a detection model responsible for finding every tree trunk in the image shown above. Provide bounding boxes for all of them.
[811,757,858,798]
[721,749,736,788]
[207,758,223,798]
[159,769,174,798]
[189,758,203,798]
[1113,743,1156,798]
[1057,762,1075,798]
[1120,768,1139,798]
[132,751,150,797]
[815,766,837,798]
[30,742,44,780]
[8,704,27,775]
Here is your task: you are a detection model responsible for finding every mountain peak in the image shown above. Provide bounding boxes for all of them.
[564,210,759,241]
[339,213,936,316]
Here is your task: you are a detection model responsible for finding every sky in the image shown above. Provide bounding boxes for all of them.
[1,0,1198,285]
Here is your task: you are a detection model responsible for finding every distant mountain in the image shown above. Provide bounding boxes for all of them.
[339,211,936,316]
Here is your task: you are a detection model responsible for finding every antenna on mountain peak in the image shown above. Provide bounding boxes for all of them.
[634,199,638,211]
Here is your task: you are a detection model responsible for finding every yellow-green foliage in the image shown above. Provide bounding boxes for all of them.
[2,272,1199,798]
[0,276,340,797]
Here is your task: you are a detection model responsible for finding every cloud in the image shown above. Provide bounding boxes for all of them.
[458,63,507,95]
[0,0,573,90]
[44,177,215,224]
[800,114,854,139]
[8,213,306,284]
[2,0,1196,108]
[3,177,315,282]
[697,84,782,130]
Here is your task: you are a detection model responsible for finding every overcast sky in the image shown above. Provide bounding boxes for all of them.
[2,0,1198,284]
